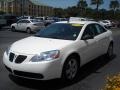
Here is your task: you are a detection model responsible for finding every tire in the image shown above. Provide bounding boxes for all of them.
[62,55,79,81]
[26,28,31,34]
[106,43,113,59]
[11,27,16,32]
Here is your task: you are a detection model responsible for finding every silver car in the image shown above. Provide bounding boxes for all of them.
[11,19,45,33]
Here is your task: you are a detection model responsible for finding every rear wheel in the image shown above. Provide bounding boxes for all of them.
[11,27,16,32]
[26,28,31,34]
[62,56,79,81]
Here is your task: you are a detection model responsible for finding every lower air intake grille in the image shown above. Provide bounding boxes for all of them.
[14,70,44,79]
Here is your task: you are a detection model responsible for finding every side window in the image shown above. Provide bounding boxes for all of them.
[17,20,23,23]
[21,20,26,23]
[82,24,98,38]
[22,20,30,23]
[82,25,94,39]
[25,20,30,23]
[95,24,107,34]
[89,24,98,36]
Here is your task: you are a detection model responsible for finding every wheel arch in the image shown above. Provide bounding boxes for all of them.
[11,25,15,29]
[61,52,81,79]
[61,52,81,71]
[26,27,31,29]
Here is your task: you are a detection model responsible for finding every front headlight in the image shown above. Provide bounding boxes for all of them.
[30,50,60,62]
[6,45,11,56]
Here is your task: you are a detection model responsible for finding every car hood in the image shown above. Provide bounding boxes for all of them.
[10,36,73,54]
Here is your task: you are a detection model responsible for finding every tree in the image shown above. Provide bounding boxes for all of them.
[109,0,119,15]
[77,0,88,16]
[77,0,88,8]
[67,6,79,17]
[91,0,104,12]
[91,0,104,19]
[54,8,65,17]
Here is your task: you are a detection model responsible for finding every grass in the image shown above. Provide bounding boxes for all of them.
[103,73,120,90]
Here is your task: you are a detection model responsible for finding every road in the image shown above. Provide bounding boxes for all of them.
[0,28,120,90]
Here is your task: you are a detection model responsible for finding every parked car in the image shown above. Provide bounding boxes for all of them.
[112,20,120,28]
[69,17,87,22]
[35,17,45,21]
[44,17,55,26]
[17,16,35,20]
[117,21,120,28]
[35,16,54,26]
[11,19,45,33]
[3,20,113,81]
[99,20,112,28]
[0,15,7,28]
[0,14,18,28]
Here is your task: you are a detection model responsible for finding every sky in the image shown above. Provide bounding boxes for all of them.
[39,0,120,10]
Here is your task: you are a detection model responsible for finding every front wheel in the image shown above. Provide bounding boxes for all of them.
[62,56,79,81]
[26,28,31,34]
[11,27,16,32]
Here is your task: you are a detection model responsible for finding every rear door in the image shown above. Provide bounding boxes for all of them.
[94,24,109,54]
[80,24,100,63]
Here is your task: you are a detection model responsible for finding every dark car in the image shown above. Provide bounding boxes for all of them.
[0,14,18,27]
[4,15,18,25]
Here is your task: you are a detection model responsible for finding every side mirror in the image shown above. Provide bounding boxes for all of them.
[82,34,94,40]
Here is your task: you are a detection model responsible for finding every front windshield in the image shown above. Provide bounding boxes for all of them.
[35,23,83,40]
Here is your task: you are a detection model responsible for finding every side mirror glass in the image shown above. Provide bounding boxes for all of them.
[82,34,94,40]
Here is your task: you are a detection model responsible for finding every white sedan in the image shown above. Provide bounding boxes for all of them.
[3,21,113,81]
[99,20,112,28]
[11,19,45,33]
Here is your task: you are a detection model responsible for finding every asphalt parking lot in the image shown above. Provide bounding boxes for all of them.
[0,28,120,90]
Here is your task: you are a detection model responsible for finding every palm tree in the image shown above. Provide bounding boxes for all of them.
[91,0,104,12]
[109,0,119,15]
[77,0,88,16]
[91,0,104,19]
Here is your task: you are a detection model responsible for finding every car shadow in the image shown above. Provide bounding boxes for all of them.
[9,54,116,90]
[12,30,34,34]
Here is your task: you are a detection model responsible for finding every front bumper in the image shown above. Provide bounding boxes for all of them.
[3,52,62,80]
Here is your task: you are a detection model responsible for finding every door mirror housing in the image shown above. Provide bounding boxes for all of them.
[82,34,94,40]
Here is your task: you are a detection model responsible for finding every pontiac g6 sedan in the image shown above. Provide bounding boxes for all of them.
[3,21,113,81]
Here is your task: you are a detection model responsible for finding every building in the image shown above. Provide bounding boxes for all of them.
[0,0,54,16]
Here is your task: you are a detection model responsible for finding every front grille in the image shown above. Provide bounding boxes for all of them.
[14,70,44,79]
[15,55,27,63]
[9,52,27,63]
[9,53,15,62]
